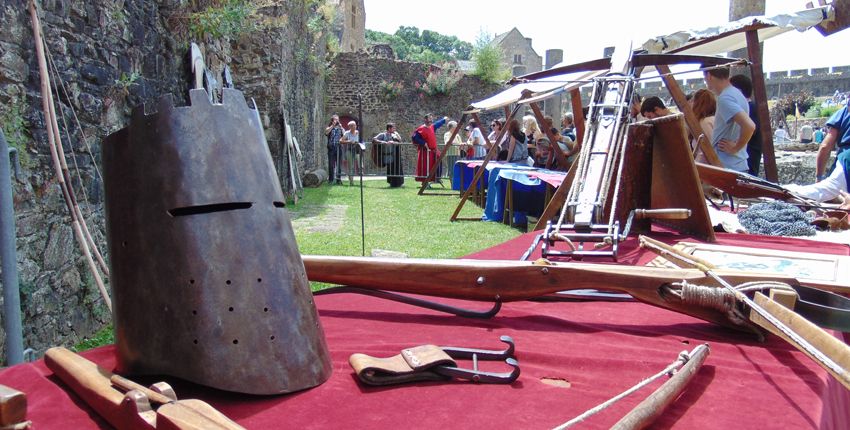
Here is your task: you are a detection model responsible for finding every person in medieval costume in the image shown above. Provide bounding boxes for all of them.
[413,113,447,182]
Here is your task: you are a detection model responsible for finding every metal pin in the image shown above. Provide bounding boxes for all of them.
[476,276,485,285]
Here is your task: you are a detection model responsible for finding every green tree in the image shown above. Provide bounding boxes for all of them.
[770,90,816,127]
[471,32,509,83]
[365,27,473,63]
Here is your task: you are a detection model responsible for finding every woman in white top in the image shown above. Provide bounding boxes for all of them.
[507,119,528,163]
[338,120,361,185]
[690,89,716,164]
[465,120,487,159]
[522,115,544,158]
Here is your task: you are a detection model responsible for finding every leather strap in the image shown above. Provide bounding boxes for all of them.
[349,345,457,386]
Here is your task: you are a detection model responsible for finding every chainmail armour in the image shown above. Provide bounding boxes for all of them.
[737,201,816,236]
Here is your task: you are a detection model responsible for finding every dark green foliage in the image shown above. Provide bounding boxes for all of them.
[471,32,510,84]
[189,0,256,39]
[73,325,114,352]
[771,90,815,123]
[366,26,473,63]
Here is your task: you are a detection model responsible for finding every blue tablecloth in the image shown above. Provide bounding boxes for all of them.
[452,161,552,224]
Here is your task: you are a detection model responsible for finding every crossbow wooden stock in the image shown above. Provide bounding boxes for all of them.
[695,162,818,206]
[302,254,850,390]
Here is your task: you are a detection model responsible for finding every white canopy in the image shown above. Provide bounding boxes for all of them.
[641,5,832,55]
[465,70,604,113]
[467,5,833,113]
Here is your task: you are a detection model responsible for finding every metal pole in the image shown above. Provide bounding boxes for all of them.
[0,128,23,365]
[357,93,365,257]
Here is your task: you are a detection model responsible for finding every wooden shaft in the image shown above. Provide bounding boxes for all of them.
[301,255,821,330]
[532,160,578,230]
[642,233,850,390]
[655,65,721,167]
[610,344,711,430]
[110,375,175,405]
[635,209,691,220]
[529,101,570,170]
[44,30,109,276]
[752,293,850,390]
[746,30,778,182]
[639,235,715,271]
[29,1,111,311]
[570,88,585,148]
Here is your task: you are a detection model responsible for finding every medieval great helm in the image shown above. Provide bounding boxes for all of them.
[102,88,331,394]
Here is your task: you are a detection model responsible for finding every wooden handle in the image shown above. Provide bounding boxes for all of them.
[611,344,710,430]
[0,385,27,427]
[110,375,176,405]
[635,209,691,220]
[45,347,245,429]
[751,293,850,390]
[44,347,125,405]
[44,347,155,428]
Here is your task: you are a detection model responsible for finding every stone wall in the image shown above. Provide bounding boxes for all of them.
[0,0,327,363]
[325,49,504,158]
[627,66,850,102]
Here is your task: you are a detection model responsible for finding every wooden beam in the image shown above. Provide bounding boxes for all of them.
[529,101,570,170]
[450,106,522,222]
[632,54,741,68]
[533,159,578,230]
[571,88,586,152]
[746,30,778,182]
[512,57,611,82]
[656,64,722,167]
[417,113,467,195]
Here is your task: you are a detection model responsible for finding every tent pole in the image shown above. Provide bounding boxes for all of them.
[746,29,777,181]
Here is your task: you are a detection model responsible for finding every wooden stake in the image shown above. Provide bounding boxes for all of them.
[528,101,570,170]
[656,64,722,167]
[746,30,778,182]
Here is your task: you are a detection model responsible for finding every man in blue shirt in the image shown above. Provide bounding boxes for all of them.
[815,105,850,181]
[701,65,755,173]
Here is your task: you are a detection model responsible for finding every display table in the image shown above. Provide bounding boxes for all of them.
[0,231,848,429]
[452,160,566,225]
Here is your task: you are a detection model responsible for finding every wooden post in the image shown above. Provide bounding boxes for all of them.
[532,160,578,230]
[656,65,722,167]
[450,105,522,221]
[528,101,570,169]
[571,88,586,149]
[746,29,778,182]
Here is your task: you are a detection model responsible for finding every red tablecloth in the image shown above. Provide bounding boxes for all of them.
[1,231,849,429]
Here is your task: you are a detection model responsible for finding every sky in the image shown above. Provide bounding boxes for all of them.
[362,0,850,73]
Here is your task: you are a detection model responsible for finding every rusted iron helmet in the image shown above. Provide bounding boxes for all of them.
[102,88,331,395]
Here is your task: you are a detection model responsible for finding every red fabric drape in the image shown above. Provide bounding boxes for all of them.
[0,231,847,429]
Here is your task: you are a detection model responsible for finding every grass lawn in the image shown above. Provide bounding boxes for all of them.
[289,178,522,258]
[74,177,523,350]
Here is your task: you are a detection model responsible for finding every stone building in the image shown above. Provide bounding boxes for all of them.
[491,28,542,77]
[329,0,366,52]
